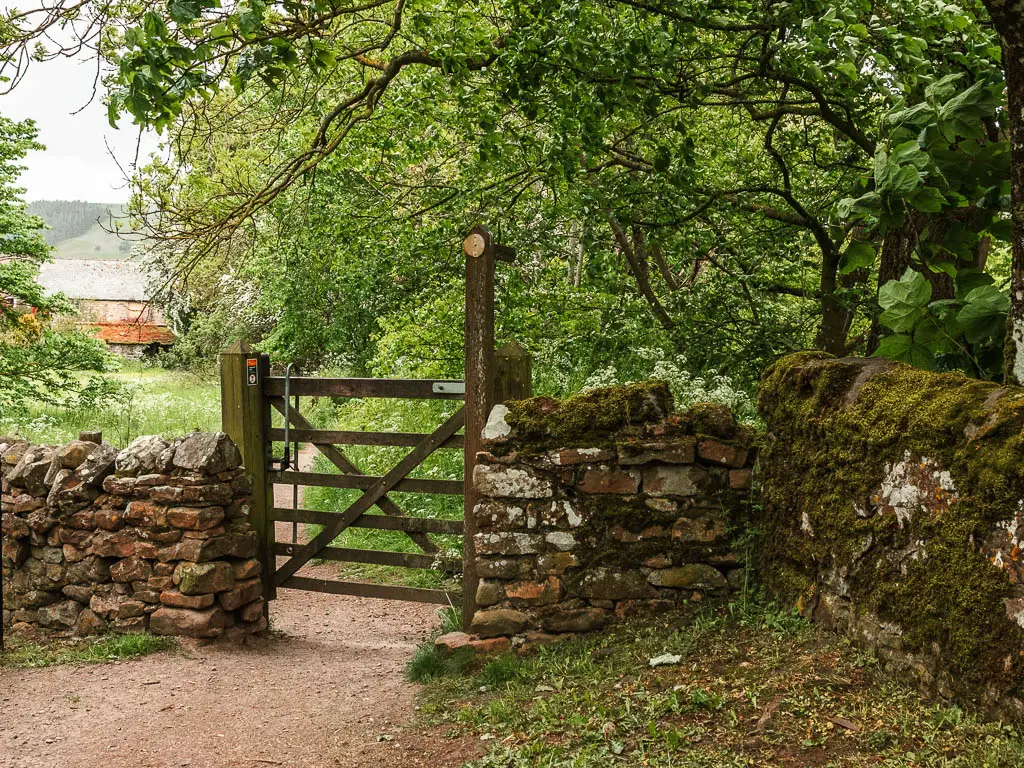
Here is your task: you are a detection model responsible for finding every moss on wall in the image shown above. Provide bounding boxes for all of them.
[503,381,674,452]
[758,352,1024,705]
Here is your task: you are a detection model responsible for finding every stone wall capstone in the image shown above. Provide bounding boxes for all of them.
[1,431,265,641]
[438,382,756,656]
[758,352,1024,720]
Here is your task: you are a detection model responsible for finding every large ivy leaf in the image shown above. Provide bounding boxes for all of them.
[956,284,1009,345]
[875,332,937,370]
[839,241,875,274]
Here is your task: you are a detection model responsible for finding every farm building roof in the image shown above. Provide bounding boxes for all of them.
[36,259,150,301]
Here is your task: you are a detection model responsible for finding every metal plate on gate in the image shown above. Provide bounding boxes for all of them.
[432,382,466,395]
[246,358,259,386]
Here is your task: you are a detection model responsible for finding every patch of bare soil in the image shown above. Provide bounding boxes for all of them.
[0,447,481,768]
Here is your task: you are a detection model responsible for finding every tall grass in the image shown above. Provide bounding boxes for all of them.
[0,363,220,447]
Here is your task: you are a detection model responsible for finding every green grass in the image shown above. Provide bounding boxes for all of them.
[0,633,177,668]
[299,396,465,591]
[0,363,220,447]
[416,598,1024,767]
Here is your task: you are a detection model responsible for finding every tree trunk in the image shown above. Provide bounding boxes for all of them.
[985,2,1024,383]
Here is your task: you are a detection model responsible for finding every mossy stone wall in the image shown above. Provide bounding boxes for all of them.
[455,383,756,652]
[758,352,1024,719]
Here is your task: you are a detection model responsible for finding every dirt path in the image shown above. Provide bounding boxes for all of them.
[0,447,481,768]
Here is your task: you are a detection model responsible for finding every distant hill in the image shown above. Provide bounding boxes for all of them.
[27,200,144,260]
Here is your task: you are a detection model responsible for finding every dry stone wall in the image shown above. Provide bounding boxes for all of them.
[759,352,1024,720]
[1,431,265,641]
[438,383,756,655]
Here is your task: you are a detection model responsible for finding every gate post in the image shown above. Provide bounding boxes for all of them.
[463,227,496,631]
[220,342,275,603]
[495,340,532,403]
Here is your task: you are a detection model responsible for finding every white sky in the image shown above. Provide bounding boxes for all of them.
[1,49,160,204]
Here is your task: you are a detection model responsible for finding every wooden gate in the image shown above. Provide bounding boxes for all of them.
[219,228,529,627]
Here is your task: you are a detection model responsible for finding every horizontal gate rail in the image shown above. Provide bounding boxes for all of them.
[269,470,463,495]
[273,542,461,570]
[271,506,463,534]
[267,427,464,449]
[280,576,456,605]
[267,397,439,554]
[264,377,465,399]
[273,406,466,587]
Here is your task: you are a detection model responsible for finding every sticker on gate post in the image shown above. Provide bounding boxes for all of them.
[246,358,259,386]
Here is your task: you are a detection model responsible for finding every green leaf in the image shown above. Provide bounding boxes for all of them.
[910,186,945,213]
[874,333,936,369]
[839,241,875,274]
[957,284,1009,344]
[889,165,922,195]
[879,268,932,311]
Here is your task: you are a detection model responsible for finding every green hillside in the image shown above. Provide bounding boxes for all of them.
[27,200,144,260]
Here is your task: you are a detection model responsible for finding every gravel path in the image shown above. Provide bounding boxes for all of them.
[0,446,480,768]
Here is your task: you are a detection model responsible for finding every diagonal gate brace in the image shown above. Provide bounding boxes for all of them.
[273,406,466,587]
[268,397,441,555]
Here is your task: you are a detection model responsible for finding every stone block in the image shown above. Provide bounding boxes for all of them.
[174,561,235,595]
[533,500,583,529]
[88,530,136,558]
[172,432,242,475]
[159,590,215,609]
[541,607,610,633]
[110,556,153,583]
[473,501,528,529]
[434,631,473,654]
[647,564,727,590]
[642,465,707,497]
[218,577,262,610]
[671,512,727,543]
[148,484,233,506]
[470,608,529,638]
[150,605,228,638]
[89,593,147,620]
[474,464,553,499]
[232,558,262,580]
[115,436,173,478]
[535,552,578,575]
[698,439,749,468]
[579,568,654,600]
[469,637,511,655]
[476,579,505,607]
[618,439,696,466]
[74,608,105,636]
[474,532,545,556]
[506,576,563,606]
[239,598,265,623]
[37,599,82,629]
[477,557,524,579]
[728,469,753,490]
[544,532,577,551]
[577,468,639,494]
[548,448,616,466]
[94,508,128,531]
[126,501,167,527]
[167,505,226,530]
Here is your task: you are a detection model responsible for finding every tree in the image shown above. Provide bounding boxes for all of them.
[0,116,111,415]
[980,1,1024,383]
[0,0,1013,385]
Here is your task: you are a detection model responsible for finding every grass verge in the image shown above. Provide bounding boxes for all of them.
[416,599,1024,767]
[0,633,177,669]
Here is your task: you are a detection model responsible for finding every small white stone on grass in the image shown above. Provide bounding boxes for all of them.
[648,653,682,668]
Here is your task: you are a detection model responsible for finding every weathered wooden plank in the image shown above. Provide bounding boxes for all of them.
[273,407,466,587]
[462,226,495,631]
[273,542,461,570]
[267,427,464,449]
[267,397,442,555]
[220,343,275,604]
[279,576,456,605]
[264,377,465,399]
[269,471,463,495]
[271,507,463,534]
